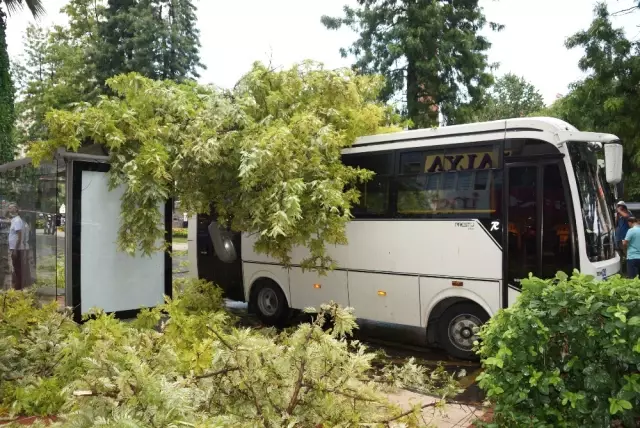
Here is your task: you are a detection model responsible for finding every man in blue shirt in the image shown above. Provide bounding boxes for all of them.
[616,201,633,248]
[623,217,640,278]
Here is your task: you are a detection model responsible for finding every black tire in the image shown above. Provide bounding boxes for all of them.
[250,280,290,327]
[437,302,489,361]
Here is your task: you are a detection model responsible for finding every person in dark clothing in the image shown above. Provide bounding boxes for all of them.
[616,201,634,275]
[8,203,26,290]
[616,202,633,244]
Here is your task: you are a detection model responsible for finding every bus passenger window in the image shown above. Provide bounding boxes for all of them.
[354,177,389,215]
[342,152,393,218]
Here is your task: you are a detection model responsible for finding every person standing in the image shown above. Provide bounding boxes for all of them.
[623,217,640,278]
[21,217,33,287]
[8,203,26,290]
[616,201,633,274]
[0,205,10,290]
[616,202,633,246]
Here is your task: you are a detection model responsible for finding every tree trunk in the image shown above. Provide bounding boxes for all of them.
[406,58,419,130]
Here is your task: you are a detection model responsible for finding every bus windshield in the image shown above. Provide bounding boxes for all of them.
[567,141,616,262]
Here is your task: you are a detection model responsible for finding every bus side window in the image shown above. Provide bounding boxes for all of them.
[394,144,502,221]
[342,152,393,218]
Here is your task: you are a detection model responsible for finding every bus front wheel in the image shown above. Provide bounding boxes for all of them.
[250,280,290,327]
[438,303,488,361]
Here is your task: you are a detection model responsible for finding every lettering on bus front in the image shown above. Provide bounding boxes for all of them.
[424,152,498,173]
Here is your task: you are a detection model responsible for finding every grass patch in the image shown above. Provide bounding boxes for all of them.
[173,236,187,245]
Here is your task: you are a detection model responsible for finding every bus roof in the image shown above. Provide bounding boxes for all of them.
[353,117,597,147]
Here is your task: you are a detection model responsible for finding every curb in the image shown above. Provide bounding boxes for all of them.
[0,416,58,426]
[467,408,493,427]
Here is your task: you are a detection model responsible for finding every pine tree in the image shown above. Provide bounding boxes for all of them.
[96,0,139,86]
[322,0,502,128]
[96,0,203,87]
[159,0,204,81]
[13,24,49,144]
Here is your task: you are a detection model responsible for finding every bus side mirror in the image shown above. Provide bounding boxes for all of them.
[604,143,623,185]
[207,221,238,263]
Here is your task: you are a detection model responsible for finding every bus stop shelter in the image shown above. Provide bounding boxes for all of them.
[0,149,172,322]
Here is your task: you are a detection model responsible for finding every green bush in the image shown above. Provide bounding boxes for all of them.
[173,227,187,238]
[477,272,640,427]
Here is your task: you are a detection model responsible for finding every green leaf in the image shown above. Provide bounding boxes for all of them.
[609,398,633,415]
[484,357,504,368]
[628,316,640,326]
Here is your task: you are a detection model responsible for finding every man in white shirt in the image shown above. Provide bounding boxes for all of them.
[8,203,26,290]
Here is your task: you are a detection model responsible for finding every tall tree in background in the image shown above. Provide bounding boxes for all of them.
[12,25,50,144]
[539,3,640,198]
[0,0,45,162]
[476,73,545,121]
[321,0,502,128]
[13,18,101,149]
[96,0,203,87]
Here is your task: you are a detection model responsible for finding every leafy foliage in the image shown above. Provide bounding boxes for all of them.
[474,73,545,121]
[0,0,45,18]
[31,63,401,269]
[0,281,460,426]
[477,272,640,427]
[533,3,640,199]
[321,0,502,127]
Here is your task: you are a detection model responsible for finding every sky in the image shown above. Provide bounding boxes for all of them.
[4,0,640,105]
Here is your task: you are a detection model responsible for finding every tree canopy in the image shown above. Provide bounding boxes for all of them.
[536,3,640,198]
[475,73,545,121]
[322,0,502,128]
[31,62,401,268]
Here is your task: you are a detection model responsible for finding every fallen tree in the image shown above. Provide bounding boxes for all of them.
[1,280,461,427]
[30,61,404,271]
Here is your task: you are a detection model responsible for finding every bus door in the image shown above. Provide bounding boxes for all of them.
[195,213,245,301]
[503,160,575,306]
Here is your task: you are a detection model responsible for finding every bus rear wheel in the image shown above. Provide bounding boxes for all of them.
[438,303,488,361]
[250,280,290,327]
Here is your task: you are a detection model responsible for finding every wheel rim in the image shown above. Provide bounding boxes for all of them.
[447,313,482,352]
[257,288,279,317]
